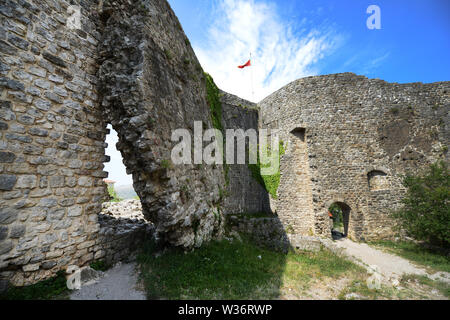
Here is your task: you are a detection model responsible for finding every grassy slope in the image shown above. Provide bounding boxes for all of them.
[137,238,365,300]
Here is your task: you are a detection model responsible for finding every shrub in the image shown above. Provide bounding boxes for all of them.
[392,161,450,248]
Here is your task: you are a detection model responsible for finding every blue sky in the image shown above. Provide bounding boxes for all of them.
[105,0,449,186]
[169,0,449,101]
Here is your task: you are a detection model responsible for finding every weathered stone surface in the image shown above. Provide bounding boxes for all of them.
[220,92,271,215]
[0,174,17,191]
[42,51,67,68]
[9,225,25,238]
[259,73,449,240]
[15,175,37,189]
[0,226,8,240]
[0,152,16,163]
[0,240,13,255]
[0,77,24,91]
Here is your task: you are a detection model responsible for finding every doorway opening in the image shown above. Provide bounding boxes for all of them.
[328,202,351,240]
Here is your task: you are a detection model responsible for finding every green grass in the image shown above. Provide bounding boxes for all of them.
[370,240,450,273]
[0,271,69,300]
[161,159,173,169]
[137,238,364,300]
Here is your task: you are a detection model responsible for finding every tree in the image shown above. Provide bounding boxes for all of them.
[392,161,450,248]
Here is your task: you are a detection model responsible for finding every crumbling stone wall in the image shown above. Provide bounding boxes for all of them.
[0,0,268,289]
[98,0,226,249]
[260,73,449,241]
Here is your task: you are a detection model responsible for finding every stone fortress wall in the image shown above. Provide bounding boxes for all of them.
[260,73,449,241]
[0,0,448,290]
[220,91,271,215]
[0,0,111,287]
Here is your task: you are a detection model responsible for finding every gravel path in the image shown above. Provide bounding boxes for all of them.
[70,262,146,300]
[333,238,450,285]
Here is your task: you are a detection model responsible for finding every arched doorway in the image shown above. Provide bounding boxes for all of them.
[328,202,351,240]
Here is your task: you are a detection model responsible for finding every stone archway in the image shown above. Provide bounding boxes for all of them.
[328,202,351,240]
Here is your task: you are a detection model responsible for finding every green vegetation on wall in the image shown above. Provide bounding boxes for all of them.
[204,72,223,132]
[204,72,229,185]
[248,142,286,199]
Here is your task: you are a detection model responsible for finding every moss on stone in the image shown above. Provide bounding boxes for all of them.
[204,72,230,185]
[204,73,223,132]
[248,141,286,199]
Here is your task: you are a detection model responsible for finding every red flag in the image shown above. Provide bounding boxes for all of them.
[238,59,251,69]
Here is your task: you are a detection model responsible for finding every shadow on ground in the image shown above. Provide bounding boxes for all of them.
[136,217,291,300]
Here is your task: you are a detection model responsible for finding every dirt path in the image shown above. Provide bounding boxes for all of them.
[333,238,449,283]
[70,262,146,300]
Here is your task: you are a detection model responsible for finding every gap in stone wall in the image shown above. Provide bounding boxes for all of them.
[103,124,136,202]
[96,124,155,267]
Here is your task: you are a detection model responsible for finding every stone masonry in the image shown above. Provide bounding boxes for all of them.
[0,0,109,287]
[260,73,449,241]
[220,91,271,215]
[0,0,448,289]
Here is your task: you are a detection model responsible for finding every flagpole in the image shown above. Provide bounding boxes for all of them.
[250,52,254,101]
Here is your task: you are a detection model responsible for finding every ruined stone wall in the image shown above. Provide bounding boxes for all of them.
[98,0,226,249]
[0,0,278,289]
[1,0,447,291]
[220,91,271,215]
[260,73,449,241]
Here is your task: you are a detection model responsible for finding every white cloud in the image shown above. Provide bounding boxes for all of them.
[194,0,342,102]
